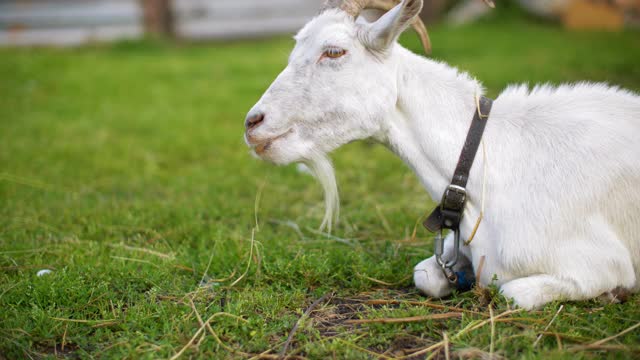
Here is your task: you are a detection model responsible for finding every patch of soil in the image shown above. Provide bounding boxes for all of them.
[305,289,461,357]
[36,342,80,359]
[310,297,367,336]
[385,334,436,359]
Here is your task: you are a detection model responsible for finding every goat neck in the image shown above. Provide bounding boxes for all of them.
[380,46,485,203]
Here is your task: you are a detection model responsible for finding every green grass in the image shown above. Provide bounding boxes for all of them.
[2,11,640,359]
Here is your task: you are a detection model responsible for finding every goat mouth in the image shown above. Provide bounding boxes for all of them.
[248,129,292,155]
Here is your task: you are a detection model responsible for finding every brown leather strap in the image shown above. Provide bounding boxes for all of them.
[451,96,492,188]
[423,96,493,233]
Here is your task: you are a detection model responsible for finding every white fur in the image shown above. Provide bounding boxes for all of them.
[245,0,640,309]
[304,153,340,233]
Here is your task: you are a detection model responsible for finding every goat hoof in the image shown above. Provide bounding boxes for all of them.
[500,279,546,310]
[413,259,452,298]
[598,286,631,304]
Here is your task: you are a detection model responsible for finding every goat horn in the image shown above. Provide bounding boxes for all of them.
[324,0,431,54]
[362,1,432,54]
[483,0,496,8]
[326,0,494,54]
[410,16,431,54]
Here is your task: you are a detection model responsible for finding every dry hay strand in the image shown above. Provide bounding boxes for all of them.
[362,299,485,316]
[279,292,333,359]
[345,312,462,325]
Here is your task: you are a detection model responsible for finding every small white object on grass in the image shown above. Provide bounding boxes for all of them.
[296,163,313,176]
[37,269,53,277]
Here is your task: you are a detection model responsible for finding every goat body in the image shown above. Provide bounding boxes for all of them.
[396,48,640,309]
[244,0,640,309]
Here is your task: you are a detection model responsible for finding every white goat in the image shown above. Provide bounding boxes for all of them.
[244,0,640,309]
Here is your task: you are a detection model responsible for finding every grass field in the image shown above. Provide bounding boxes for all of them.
[2,9,640,359]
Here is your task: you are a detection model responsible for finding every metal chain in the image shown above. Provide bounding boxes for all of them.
[434,229,461,284]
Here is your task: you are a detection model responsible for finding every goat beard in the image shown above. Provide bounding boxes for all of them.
[303,153,340,234]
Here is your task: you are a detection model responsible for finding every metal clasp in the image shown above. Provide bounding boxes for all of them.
[440,185,466,229]
[434,184,467,285]
[434,228,461,284]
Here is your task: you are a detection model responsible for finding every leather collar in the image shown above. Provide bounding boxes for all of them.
[423,96,493,233]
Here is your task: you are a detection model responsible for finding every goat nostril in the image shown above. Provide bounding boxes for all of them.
[245,113,265,130]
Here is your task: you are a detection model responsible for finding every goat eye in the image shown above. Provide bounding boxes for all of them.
[322,47,347,59]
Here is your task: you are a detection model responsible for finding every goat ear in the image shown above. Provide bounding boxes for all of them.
[361,0,423,52]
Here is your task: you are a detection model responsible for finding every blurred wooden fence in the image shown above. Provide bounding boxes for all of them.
[0,0,319,46]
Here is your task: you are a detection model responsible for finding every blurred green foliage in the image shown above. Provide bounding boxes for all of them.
[1,13,639,359]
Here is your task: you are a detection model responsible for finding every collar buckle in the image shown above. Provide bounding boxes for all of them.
[440,185,467,229]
